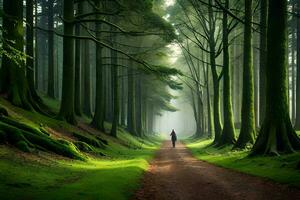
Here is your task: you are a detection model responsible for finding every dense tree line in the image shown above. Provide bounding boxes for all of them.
[0,0,182,148]
[169,0,300,155]
[0,0,299,158]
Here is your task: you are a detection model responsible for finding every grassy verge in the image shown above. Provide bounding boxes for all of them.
[0,134,160,200]
[184,138,300,187]
[0,96,162,200]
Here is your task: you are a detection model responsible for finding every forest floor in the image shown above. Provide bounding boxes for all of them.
[0,96,162,200]
[134,141,300,200]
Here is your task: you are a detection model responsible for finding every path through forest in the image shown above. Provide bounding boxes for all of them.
[134,141,300,200]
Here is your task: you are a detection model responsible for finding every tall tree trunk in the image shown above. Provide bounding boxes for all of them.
[206,61,213,138]
[0,0,33,110]
[252,0,300,155]
[26,0,43,106]
[196,89,203,137]
[208,0,222,144]
[295,0,300,129]
[127,63,137,135]
[136,74,142,137]
[40,0,48,92]
[105,52,113,122]
[259,0,268,126]
[110,33,119,137]
[235,0,256,148]
[292,20,296,123]
[120,65,127,126]
[83,41,92,117]
[219,0,236,145]
[34,0,39,90]
[47,0,55,98]
[74,4,82,116]
[91,15,105,132]
[58,0,76,124]
[191,89,199,136]
[82,3,92,117]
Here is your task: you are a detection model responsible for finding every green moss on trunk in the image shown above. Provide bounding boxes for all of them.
[219,0,236,146]
[252,0,300,155]
[235,0,256,149]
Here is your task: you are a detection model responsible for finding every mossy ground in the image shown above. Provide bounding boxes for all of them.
[184,138,300,187]
[0,95,162,200]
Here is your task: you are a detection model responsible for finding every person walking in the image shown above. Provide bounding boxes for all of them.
[170,129,177,148]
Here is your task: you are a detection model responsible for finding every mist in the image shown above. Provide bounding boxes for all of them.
[153,87,196,139]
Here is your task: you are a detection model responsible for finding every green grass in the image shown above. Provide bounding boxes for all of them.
[184,138,300,187]
[0,131,161,200]
[0,96,162,200]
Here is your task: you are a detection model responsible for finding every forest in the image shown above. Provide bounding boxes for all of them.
[0,0,300,199]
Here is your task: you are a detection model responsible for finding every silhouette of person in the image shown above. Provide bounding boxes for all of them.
[170,129,177,148]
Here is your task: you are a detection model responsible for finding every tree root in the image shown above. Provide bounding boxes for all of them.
[72,132,107,149]
[0,106,8,116]
[251,117,300,155]
[0,118,84,160]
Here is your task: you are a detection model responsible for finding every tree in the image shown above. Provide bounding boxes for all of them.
[259,0,268,126]
[110,30,119,137]
[127,61,137,135]
[74,1,83,116]
[295,0,300,129]
[0,0,32,109]
[252,0,300,155]
[235,0,256,148]
[26,0,44,107]
[219,0,236,145]
[47,0,55,98]
[58,0,76,124]
[91,7,105,132]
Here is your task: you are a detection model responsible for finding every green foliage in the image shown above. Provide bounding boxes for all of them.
[121,0,176,42]
[154,64,183,77]
[143,12,177,42]
[167,79,183,90]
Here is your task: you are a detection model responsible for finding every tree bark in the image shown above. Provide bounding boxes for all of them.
[206,60,213,138]
[208,0,222,144]
[110,31,119,137]
[120,64,127,126]
[83,42,92,117]
[91,13,105,132]
[219,0,236,146]
[74,16,82,116]
[58,0,76,124]
[26,0,43,107]
[136,74,142,137]
[259,0,268,126]
[235,0,256,148]
[294,0,300,129]
[47,0,55,98]
[0,0,32,110]
[252,0,300,155]
[127,62,137,135]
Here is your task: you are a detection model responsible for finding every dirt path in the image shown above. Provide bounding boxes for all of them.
[133,141,300,200]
